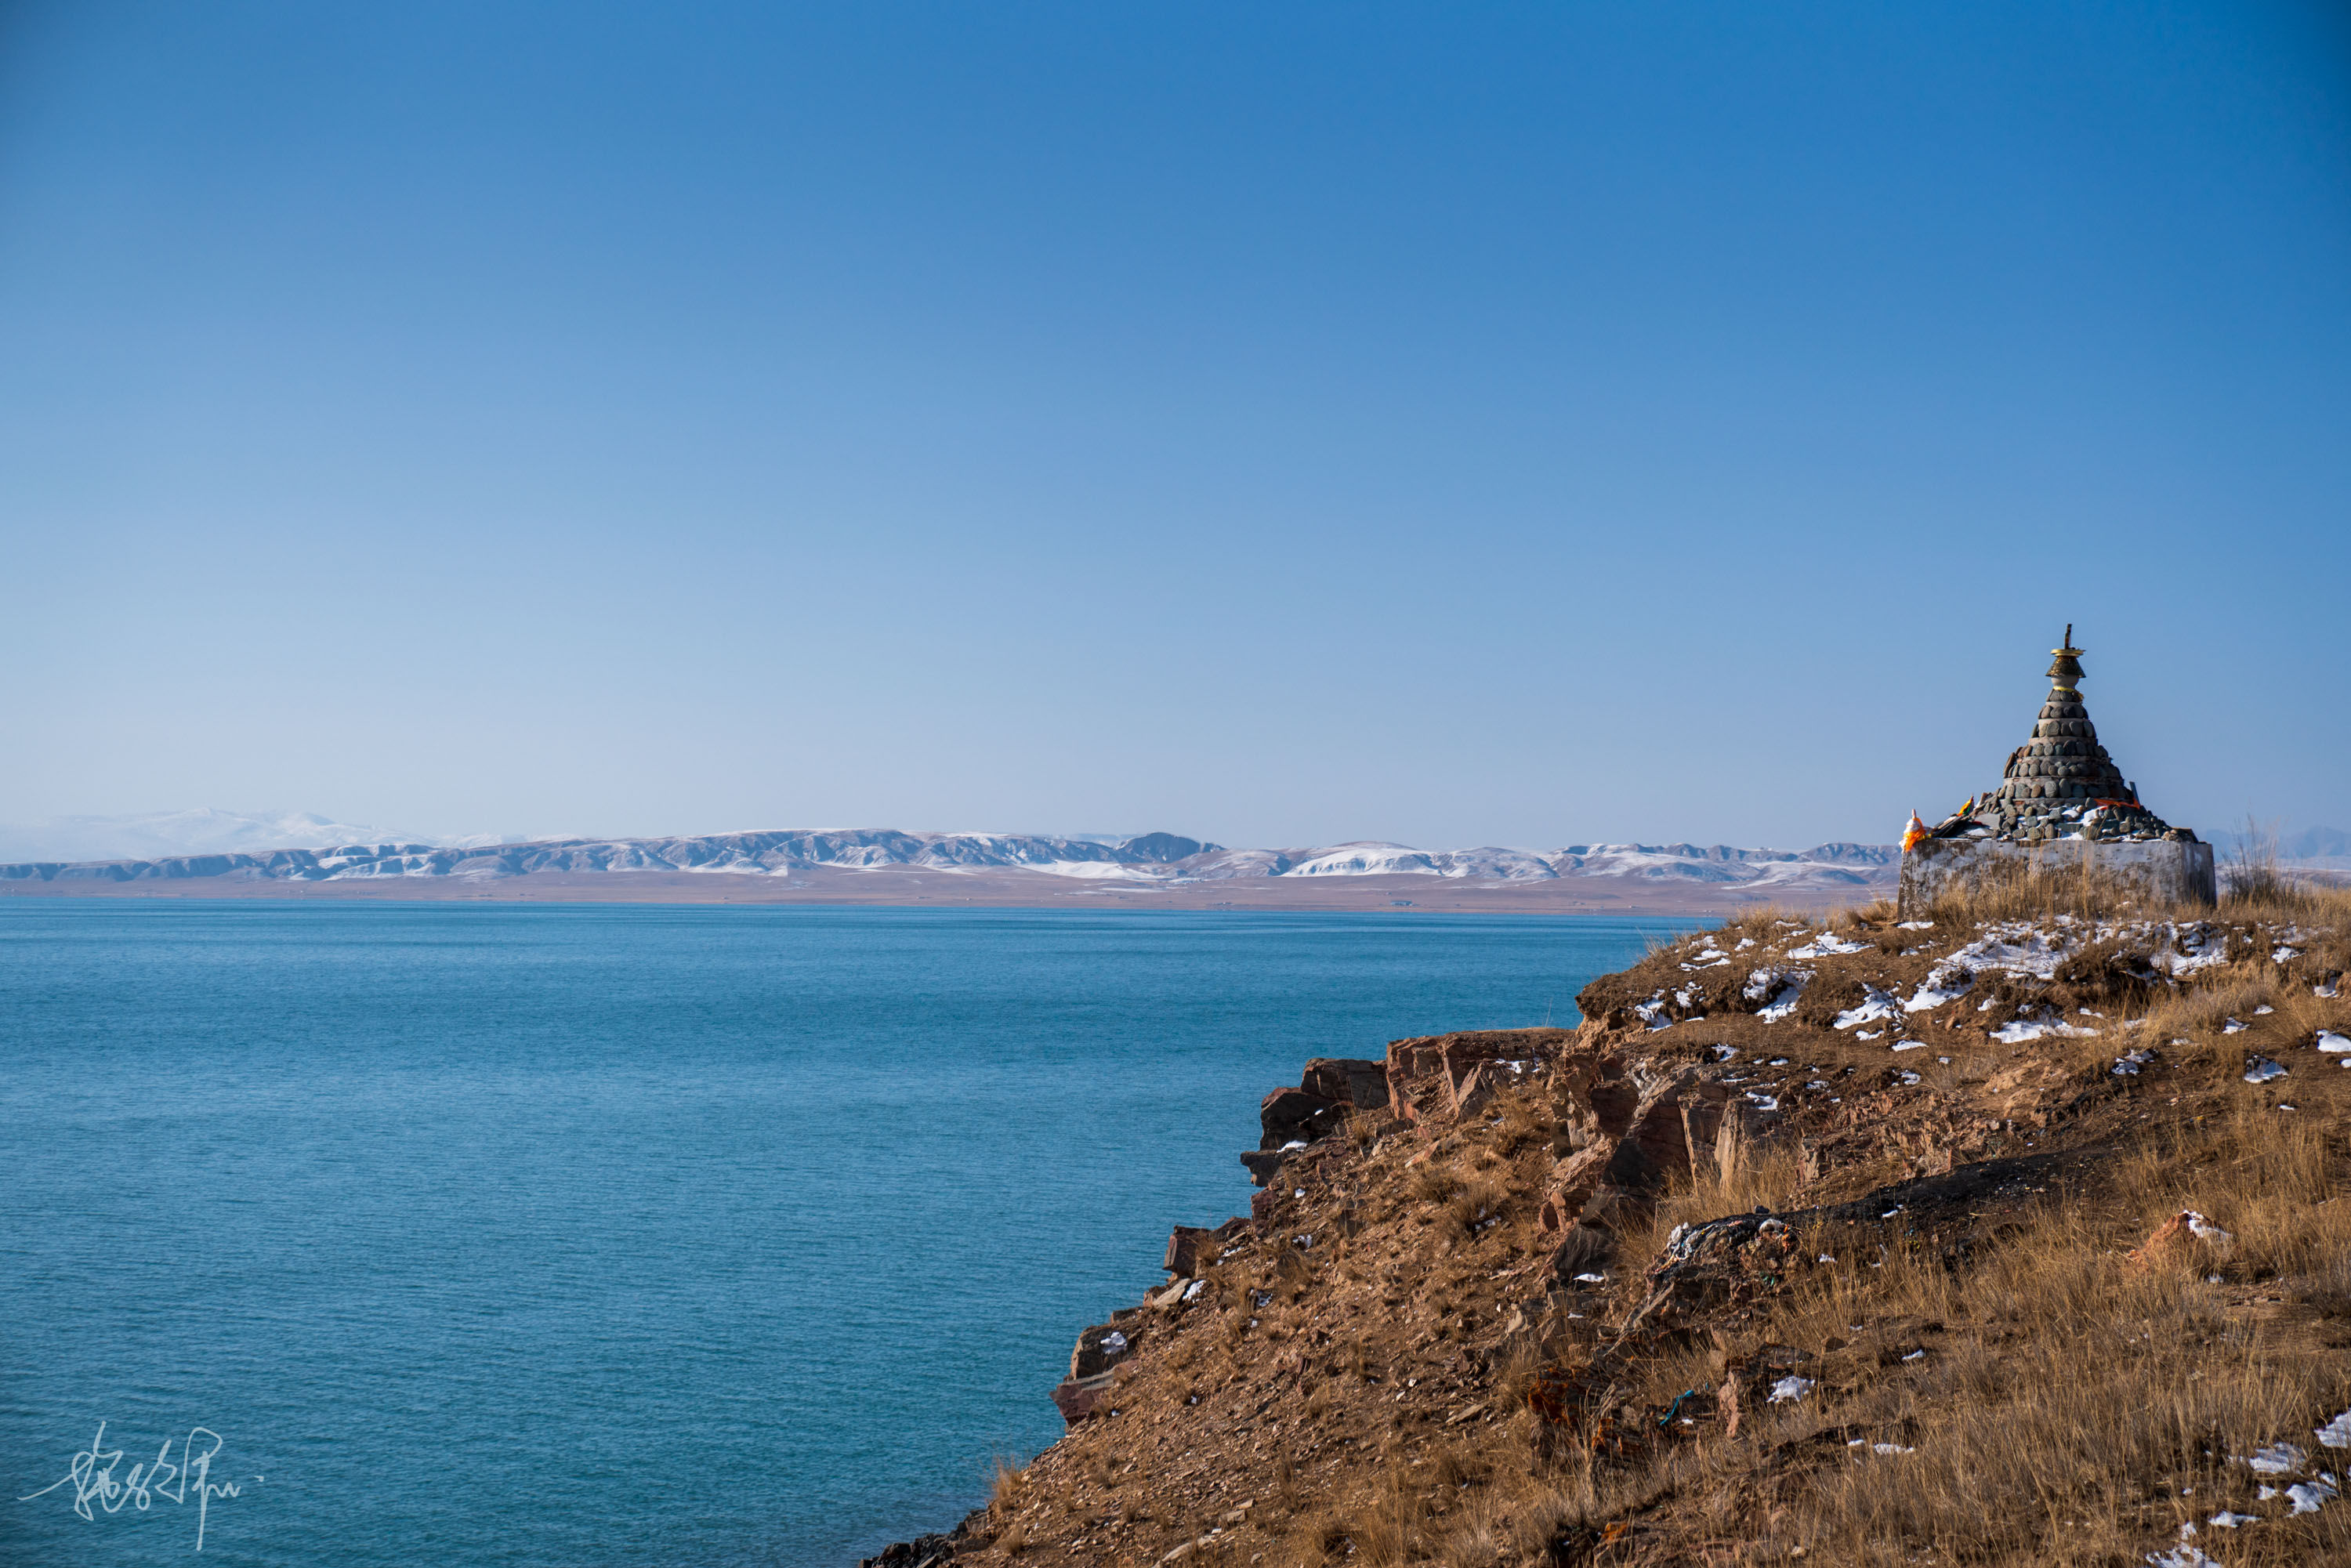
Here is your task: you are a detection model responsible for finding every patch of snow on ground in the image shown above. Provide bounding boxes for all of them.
[1767,1376,1813,1403]
[2288,1476,2338,1513]
[1892,1039,1928,1052]
[2164,925,2234,975]
[1788,931,1869,958]
[2317,1410,2351,1449]
[1741,967,1809,1021]
[1834,986,1902,1030]
[1906,965,1973,1011]
[2185,1213,2232,1247]
[1947,923,2081,980]
[2243,1443,2307,1475]
[2244,1056,2288,1085]
[2114,1047,2155,1076]
[2222,1018,2248,1034]
[1994,1010,2099,1044]
[2318,1032,2351,1055]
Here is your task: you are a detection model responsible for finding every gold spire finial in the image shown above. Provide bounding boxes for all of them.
[2046,624,2085,689]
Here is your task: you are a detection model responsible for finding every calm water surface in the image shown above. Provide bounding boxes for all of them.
[0,901,1690,1566]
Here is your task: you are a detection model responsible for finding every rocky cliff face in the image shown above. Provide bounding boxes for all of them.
[859,897,2351,1566]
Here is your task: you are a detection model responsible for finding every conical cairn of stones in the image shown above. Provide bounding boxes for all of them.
[1932,627,2197,847]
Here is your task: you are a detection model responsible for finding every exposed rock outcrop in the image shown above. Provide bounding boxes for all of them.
[1244,1056,1393,1183]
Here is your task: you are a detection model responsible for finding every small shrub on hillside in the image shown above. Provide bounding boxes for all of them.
[1410,1163,1462,1204]
[1444,1177,1511,1245]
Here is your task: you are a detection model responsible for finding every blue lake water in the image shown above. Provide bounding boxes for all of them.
[0,901,1690,1566]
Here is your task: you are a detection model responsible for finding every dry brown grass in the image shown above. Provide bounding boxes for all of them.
[1614,1141,1813,1276]
[1552,901,2349,1561]
[1409,1161,1463,1205]
[2224,817,2296,906]
[1269,1436,1521,1568]
[1720,904,1801,944]
[1493,1092,1554,1154]
[2223,872,2351,941]
[1320,1015,2351,1566]
[1444,1175,1512,1246]
[1925,851,2194,927]
[2120,963,2347,1091]
[988,1454,1027,1512]
[955,887,2351,1568]
[2125,1103,2341,1276]
[1831,896,1899,934]
[1704,1103,2351,1564]
[2149,972,2280,1035]
[1759,1239,2351,1559]
[1911,823,2351,932]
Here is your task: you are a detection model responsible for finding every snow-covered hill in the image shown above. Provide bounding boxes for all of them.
[0,826,1901,891]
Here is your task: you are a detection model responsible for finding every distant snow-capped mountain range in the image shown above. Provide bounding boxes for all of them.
[0,808,407,864]
[0,815,1902,890]
[9,810,2341,891]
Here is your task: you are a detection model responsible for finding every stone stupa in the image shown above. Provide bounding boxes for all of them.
[1896,628,2215,916]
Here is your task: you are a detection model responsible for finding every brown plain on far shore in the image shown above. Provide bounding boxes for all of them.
[0,864,1878,917]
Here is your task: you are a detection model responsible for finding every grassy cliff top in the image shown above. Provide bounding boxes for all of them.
[878,875,2351,1568]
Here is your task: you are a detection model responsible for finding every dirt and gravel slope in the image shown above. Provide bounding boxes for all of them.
[864,888,2351,1568]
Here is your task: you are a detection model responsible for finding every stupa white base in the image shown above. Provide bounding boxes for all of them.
[1897,837,2216,919]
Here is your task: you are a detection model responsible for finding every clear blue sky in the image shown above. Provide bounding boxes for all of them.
[3,2,2346,849]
